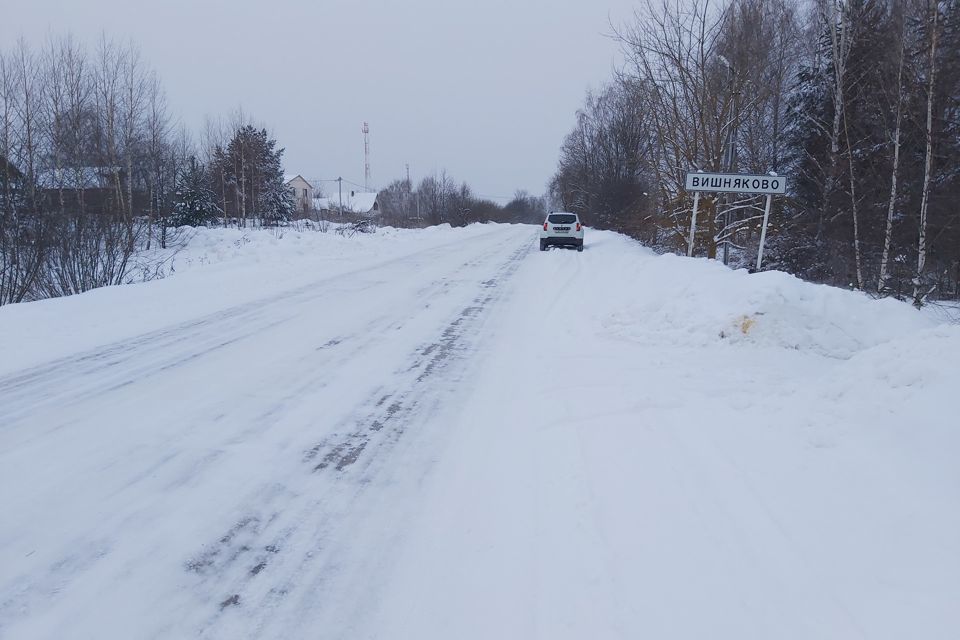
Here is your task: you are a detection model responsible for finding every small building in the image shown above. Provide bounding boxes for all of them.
[315,190,381,218]
[35,166,134,215]
[284,174,314,213]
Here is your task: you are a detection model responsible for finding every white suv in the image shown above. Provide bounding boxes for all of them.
[540,212,584,251]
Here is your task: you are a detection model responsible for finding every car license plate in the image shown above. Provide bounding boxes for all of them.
[554,226,570,232]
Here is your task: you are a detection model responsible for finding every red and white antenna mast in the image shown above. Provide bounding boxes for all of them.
[362,122,371,191]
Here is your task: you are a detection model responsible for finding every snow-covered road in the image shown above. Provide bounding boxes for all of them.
[1,224,957,639]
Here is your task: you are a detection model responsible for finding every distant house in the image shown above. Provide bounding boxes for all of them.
[314,190,380,217]
[36,166,120,190]
[284,174,314,213]
[0,155,26,208]
[35,166,135,215]
[0,154,24,179]
[0,154,25,187]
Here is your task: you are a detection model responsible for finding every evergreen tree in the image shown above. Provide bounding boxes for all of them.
[258,137,294,224]
[779,0,901,286]
[208,124,292,225]
[171,157,221,227]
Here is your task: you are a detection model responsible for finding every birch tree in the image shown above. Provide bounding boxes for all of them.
[914,0,941,307]
[878,6,907,293]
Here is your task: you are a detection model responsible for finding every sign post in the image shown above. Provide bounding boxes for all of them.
[684,171,787,270]
[756,194,773,271]
[687,191,700,257]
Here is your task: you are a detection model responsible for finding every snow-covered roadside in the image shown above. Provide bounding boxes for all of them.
[1,223,956,638]
[0,223,501,376]
[358,230,960,639]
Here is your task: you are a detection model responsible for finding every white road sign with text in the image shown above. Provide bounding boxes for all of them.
[685,172,787,195]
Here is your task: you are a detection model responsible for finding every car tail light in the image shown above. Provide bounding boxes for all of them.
[543,222,548,231]
[576,222,581,232]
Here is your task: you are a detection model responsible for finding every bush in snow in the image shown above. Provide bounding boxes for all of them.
[172,157,222,228]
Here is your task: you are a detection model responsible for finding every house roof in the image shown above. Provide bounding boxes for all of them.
[0,155,24,180]
[314,191,379,214]
[36,167,120,190]
[284,173,310,186]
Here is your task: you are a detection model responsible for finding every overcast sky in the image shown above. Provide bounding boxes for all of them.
[4,0,638,200]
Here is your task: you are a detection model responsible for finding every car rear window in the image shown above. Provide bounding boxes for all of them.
[548,214,576,224]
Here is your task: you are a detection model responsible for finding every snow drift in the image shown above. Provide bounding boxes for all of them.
[601,249,938,359]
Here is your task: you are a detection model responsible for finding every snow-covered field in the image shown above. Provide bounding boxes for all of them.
[0,223,957,639]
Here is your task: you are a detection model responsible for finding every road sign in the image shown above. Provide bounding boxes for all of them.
[685,171,787,195]
[684,170,788,271]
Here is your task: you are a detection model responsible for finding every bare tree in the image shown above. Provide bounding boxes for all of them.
[878,6,907,293]
[914,0,941,307]
[1,46,46,304]
[119,40,148,248]
[143,70,171,249]
[823,0,866,289]
[600,0,801,258]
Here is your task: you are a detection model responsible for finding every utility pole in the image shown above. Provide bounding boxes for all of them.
[337,176,343,219]
[363,122,371,191]
[405,164,412,221]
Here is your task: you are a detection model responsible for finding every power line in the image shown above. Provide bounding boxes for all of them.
[310,177,375,191]
[341,178,372,191]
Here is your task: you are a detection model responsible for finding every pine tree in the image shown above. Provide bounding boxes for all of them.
[171,157,222,227]
[208,125,293,226]
[258,136,294,225]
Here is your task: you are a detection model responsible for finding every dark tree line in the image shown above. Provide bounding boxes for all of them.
[552,0,960,304]
[378,171,546,228]
[0,35,292,306]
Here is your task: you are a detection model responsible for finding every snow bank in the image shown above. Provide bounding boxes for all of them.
[812,323,960,458]
[159,222,479,277]
[601,246,938,359]
[355,228,959,639]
